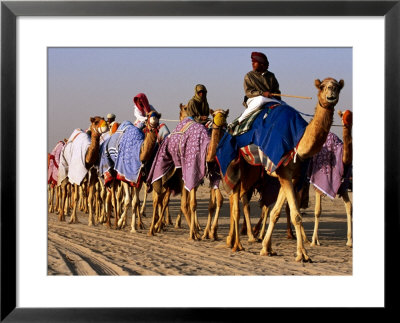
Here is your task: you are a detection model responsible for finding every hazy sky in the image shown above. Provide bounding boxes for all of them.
[48,47,352,151]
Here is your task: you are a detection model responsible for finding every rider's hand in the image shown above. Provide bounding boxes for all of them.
[263,91,271,98]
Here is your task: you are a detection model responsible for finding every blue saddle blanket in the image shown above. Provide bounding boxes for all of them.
[99,120,144,184]
[216,103,308,176]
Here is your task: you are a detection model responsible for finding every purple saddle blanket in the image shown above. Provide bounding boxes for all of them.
[147,117,210,191]
[308,132,349,199]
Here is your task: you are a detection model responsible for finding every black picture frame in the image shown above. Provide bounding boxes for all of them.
[1,1,398,321]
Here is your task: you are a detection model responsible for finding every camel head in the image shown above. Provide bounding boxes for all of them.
[206,108,230,163]
[315,78,344,109]
[89,116,108,136]
[146,111,162,130]
[179,103,188,121]
[338,109,353,128]
[210,108,229,128]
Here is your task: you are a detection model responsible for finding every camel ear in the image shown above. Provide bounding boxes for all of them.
[209,109,214,115]
[338,79,344,89]
[315,79,322,89]
[90,117,95,123]
[225,109,229,117]
[179,103,184,110]
[337,110,343,118]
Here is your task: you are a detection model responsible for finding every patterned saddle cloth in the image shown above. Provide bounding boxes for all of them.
[99,121,144,186]
[147,117,210,191]
[216,103,308,190]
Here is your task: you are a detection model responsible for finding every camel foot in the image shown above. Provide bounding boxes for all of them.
[310,240,320,247]
[296,255,312,263]
[260,248,277,256]
[226,236,233,248]
[346,240,353,248]
[231,243,244,252]
[248,236,257,243]
[103,222,111,228]
[287,232,296,240]
[188,233,201,241]
[130,228,137,233]
[210,234,219,241]
[147,230,155,236]
[88,222,93,227]
[295,250,311,263]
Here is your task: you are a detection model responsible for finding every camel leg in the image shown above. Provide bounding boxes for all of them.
[280,179,310,262]
[227,185,244,251]
[257,205,270,240]
[48,185,54,213]
[285,203,296,239]
[58,179,68,221]
[130,186,141,232]
[252,206,263,237]
[241,194,256,243]
[94,181,101,223]
[311,190,322,246]
[260,188,286,256]
[148,189,164,236]
[226,190,235,248]
[55,186,61,214]
[117,182,131,229]
[135,184,146,230]
[69,184,80,224]
[164,205,172,226]
[342,191,353,247]
[111,181,119,228]
[210,188,223,241]
[175,211,182,228]
[202,188,216,239]
[115,181,123,226]
[99,180,107,223]
[180,188,192,229]
[188,188,201,241]
[155,188,171,232]
[87,175,97,226]
[104,182,115,228]
[140,183,147,218]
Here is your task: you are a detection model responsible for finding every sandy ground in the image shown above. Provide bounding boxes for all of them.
[48,182,352,276]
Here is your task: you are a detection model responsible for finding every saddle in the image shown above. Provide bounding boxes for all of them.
[229,103,280,136]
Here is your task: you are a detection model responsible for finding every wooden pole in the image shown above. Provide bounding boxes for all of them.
[271,93,312,100]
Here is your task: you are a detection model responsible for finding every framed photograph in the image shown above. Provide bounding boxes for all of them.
[1,0,398,321]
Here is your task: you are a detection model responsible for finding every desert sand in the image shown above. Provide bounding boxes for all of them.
[48,181,352,276]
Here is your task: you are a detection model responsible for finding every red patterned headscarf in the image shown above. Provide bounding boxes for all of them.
[133,93,151,114]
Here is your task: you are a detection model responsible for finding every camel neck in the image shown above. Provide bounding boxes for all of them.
[140,128,157,162]
[296,103,334,160]
[85,131,101,166]
[206,126,224,162]
[342,125,352,165]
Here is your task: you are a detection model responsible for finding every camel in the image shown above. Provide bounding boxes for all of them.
[98,111,169,231]
[48,139,67,213]
[216,78,344,262]
[57,116,108,225]
[305,109,353,247]
[147,104,229,240]
[170,104,226,240]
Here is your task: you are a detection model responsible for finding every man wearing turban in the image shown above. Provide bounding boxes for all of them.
[238,51,281,123]
[186,84,210,125]
[133,93,157,129]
